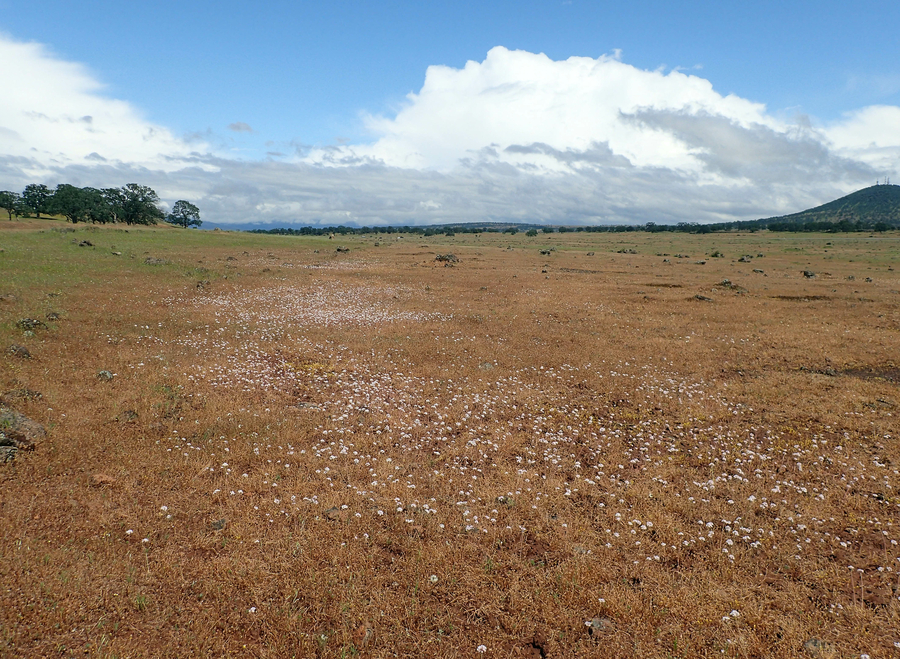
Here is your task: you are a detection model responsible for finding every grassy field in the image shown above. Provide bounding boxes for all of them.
[1,219,899,658]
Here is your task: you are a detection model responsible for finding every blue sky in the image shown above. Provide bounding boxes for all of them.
[1,0,899,226]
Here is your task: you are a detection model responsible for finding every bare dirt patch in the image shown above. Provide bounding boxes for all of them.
[842,366,900,384]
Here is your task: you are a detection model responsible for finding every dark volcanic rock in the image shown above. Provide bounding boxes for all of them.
[0,405,46,450]
[16,318,47,331]
[7,344,31,359]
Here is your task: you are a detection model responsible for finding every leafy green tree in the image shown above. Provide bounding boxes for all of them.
[525,228,538,237]
[101,188,126,224]
[81,187,116,224]
[0,191,22,220]
[50,185,121,224]
[21,184,52,218]
[119,183,164,225]
[165,200,201,228]
[50,184,89,223]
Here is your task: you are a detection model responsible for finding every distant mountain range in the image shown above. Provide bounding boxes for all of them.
[208,184,900,233]
[760,184,900,230]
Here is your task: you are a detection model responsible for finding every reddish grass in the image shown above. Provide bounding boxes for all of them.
[1,223,899,657]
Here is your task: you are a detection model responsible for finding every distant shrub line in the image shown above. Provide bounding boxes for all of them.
[249,219,896,236]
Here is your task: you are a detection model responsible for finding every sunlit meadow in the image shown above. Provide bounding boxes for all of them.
[1,220,899,657]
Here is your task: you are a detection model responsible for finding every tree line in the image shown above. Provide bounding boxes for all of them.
[0,183,201,228]
[252,218,896,237]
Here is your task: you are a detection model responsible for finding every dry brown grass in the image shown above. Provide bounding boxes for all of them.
[1,222,899,657]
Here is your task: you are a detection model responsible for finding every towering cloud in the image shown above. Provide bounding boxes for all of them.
[313,47,777,173]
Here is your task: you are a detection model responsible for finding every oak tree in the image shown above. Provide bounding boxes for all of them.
[165,200,202,228]
[0,191,21,220]
[22,184,52,218]
[120,183,165,225]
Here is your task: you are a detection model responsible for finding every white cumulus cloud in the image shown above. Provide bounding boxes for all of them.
[309,46,784,175]
[1,36,898,226]
[823,105,900,176]
[0,33,206,177]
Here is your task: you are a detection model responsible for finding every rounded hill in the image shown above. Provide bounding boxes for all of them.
[764,184,900,228]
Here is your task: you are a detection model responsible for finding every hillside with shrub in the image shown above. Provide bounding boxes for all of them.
[762,183,900,231]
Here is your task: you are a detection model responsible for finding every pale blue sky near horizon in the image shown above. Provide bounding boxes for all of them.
[2,0,900,226]
[4,0,898,154]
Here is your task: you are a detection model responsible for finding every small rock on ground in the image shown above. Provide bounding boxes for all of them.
[16,318,47,331]
[91,473,117,487]
[7,345,31,359]
[587,617,616,636]
[0,405,47,450]
[803,638,835,655]
[324,507,348,522]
